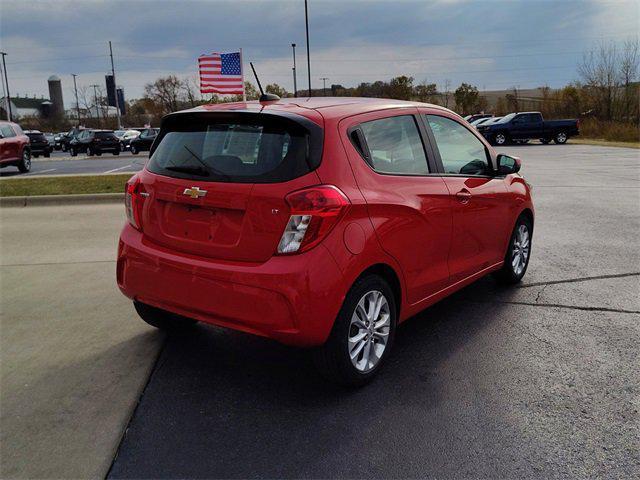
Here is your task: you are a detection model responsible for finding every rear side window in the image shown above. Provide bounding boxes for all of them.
[148,115,319,183]
[425,115,490,176]
[358,115,429,175]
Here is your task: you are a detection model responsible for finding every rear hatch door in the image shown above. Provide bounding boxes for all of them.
[137,110,323,263]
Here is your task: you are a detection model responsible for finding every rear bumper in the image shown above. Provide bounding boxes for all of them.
[117,223,346,346]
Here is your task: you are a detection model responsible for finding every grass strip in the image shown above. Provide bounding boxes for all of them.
[0,174,134,197]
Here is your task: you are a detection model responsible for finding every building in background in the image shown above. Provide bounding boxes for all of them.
[0,96,52,119]
[47,75,64,118]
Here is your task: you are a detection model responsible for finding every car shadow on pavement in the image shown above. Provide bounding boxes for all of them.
[108,276,530,479]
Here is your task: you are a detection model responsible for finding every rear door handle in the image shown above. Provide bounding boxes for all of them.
[455,189,472,204]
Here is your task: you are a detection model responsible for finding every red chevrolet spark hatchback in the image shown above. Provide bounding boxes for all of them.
[117,98,533,385]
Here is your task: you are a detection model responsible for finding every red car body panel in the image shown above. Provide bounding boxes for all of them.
[117,98,534,346]
[0,121,29,166]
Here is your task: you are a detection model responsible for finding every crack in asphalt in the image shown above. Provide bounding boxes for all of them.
[473,299,640,315]
[519,272,640,289]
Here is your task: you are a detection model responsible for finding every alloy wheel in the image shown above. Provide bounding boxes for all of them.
[511,224,530,276]
[556,132,567,143]
[348,290,391,373]
[495,133,506,145]
[23,151,31,170]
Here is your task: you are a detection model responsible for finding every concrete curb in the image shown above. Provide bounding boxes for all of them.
[0,193,124,207]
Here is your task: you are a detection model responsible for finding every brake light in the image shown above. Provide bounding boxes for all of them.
[125,176,146,230]
[277,185,350,255]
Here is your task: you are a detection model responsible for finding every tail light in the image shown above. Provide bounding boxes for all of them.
[277,185,350,255]
[125,176,146,230]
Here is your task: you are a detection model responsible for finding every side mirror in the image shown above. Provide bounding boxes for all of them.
[497,154,521,175]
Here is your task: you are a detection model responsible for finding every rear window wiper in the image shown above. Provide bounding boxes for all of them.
[182,145,231,182]
[165,165,210,177]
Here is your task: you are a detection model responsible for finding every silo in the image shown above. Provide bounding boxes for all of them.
[47,75,64,117]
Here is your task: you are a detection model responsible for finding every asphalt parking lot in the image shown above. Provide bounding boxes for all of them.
[0,151,147,177]
[1,143,639,478]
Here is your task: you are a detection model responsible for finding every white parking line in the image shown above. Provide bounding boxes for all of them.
[103,165,133,174]
[33,168,56,174]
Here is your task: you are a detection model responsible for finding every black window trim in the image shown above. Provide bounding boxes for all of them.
[419,112,498,178]
[347,113,440,178]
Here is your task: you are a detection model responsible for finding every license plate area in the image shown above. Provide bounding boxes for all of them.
[159,201,243,245]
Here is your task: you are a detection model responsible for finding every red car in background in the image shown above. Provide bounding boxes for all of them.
[0,121,31,173]
[117,98,534,386]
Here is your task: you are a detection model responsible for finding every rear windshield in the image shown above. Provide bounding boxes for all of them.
[27,133,46,140]
[148,114,321,183]
[95,131,115,139]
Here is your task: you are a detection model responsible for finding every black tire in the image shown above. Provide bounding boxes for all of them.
[313,274,397,387]
[61,143,67,152]
[113,149,120,156]
[492,132,509,146]
[493,214,533,284]
[130,144,138,155]
[33,154,39,158]
[134,301,197,332]
[44,151,50,158]
[540,138,551,144]
[17,149,31,173]
[554,131,568,144]
[95,151,102,156]
[87,147,94,156]
[70,147,77,157]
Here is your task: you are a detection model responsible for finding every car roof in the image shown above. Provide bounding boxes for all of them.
[173,97,454,122]
[24,130,43,134]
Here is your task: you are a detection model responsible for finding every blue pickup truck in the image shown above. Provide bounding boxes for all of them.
[476,111,579,146]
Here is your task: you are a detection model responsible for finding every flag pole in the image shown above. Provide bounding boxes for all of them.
[240,48,246,102]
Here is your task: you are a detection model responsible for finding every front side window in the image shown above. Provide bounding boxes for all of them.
[425,115,490,176]
[358,115,429,175]
[0,125,16,138]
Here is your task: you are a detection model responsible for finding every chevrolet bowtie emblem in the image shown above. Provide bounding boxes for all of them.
[183,186,207,199]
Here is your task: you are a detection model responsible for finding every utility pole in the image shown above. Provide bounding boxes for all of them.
[109,41,122,129]
[320,77,329,96]
[291,43,298,98]
[71,74,81,125]
[304,0,311,96]
[90,84,100,122]
[0,52,12,121]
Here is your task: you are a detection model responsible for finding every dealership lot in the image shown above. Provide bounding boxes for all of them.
[1,144,639,478]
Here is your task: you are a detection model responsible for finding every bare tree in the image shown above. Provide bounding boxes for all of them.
[442,79,452,108]
[144,75,185,115]
[620,39,639,121]
[579,41,620,120]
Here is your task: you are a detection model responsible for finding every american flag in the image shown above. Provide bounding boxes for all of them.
[198,52,244,95]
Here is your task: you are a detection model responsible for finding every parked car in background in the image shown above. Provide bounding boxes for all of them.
[479,116,503,127]
[24,130,52,158]
[0,121,31,172]
[44,132,55,148]
[117,98,534,385]
[477,111,580,145]
[464,113,493,124]
[129,128,159,154]
[120,129,142,150]
[60,127,87,152]
[69,129,121,156]
[470,116,494,128]
[53,132,66,150]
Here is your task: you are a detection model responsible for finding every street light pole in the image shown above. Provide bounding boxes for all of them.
[304,0,311,96]
[71,74,81,125]
[109,41,122,130]
[291,43,298,98]
[0,52,12,121]
[320,77,329,96]
[90,84,100,122]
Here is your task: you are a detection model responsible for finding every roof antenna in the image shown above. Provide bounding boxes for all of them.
[250,62,280,102]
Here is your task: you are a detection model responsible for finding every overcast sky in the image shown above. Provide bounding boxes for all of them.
[1,0,638,107]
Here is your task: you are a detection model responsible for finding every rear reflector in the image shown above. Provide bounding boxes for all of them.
[276,185,350,255]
